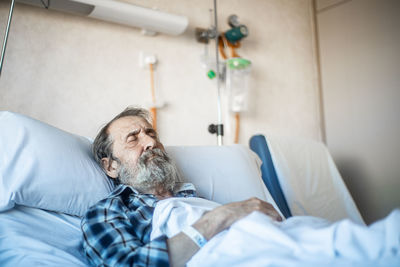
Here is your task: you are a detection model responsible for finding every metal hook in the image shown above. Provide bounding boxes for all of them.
[40,0,50,9]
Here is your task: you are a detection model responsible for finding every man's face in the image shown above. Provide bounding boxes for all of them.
[108,116,164,170]
[104,116,180,194]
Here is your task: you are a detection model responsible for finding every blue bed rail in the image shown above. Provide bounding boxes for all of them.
[249,135,292,218]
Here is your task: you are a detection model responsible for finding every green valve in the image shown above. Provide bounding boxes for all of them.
[207,70,216,79]
[226,58,251,70]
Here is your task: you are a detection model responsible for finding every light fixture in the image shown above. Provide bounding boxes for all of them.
[16,0,189,36]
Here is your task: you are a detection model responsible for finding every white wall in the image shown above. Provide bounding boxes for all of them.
[0,0,321,146]
[316,0,400,223]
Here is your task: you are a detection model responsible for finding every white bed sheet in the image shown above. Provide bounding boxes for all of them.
[152,198,400,267]
[0,205,88,267]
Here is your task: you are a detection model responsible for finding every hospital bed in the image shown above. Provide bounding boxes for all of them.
[249,134,364,224]
[0,111,399,266]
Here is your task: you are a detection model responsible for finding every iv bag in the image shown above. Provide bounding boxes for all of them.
[225,58,252,113]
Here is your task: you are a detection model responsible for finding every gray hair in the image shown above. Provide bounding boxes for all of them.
[92,107,152,182]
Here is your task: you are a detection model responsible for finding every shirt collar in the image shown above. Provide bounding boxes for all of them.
[110,182,197,198]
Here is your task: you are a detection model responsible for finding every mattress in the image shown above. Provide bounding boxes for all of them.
[0,205,88,267]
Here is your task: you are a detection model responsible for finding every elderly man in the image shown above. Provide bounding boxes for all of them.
[81,107,281,267]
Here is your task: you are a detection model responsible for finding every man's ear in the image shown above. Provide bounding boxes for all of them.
[101,158,119,178]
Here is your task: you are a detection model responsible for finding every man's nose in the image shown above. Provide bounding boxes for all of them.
[141,133,156,151]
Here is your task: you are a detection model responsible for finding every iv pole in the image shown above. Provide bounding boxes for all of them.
[0,0,16,77]
[209,0,224,146]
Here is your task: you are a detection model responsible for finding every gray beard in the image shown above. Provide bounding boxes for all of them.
[118,148,182,194]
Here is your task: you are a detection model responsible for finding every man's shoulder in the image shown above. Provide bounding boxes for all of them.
[83,185,132,220]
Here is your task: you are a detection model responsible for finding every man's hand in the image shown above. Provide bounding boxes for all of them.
[193,198,282,240]
[167,198,282,267]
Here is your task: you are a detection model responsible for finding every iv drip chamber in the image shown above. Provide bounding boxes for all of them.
[225,58,252,113]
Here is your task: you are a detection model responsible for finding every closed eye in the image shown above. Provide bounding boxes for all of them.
[145,128,158,139]
[125,130,140,143]
[127,135,137,143]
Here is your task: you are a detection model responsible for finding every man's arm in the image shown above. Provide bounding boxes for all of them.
[81,198,169,267]
[167,197,282,267]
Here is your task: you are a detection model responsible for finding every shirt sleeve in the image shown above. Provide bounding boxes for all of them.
[81,198,169,267]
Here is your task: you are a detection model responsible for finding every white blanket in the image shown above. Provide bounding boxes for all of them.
[151,198,400,267]
[151,197,220,240]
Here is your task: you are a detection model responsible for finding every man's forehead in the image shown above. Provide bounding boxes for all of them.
[108,116,152,137]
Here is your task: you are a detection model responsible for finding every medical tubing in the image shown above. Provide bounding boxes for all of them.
[218,35,242,144]
[149,63,156,104]
[149,63,157,130]
[0,0,15,77]
[218,34,241,60]
[234,113,240,143]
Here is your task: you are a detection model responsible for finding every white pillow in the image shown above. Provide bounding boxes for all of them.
[166,145,279,211]
[0,111,114,216]
[0,111,279,218]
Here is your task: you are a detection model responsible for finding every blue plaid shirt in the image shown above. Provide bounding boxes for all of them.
[81,183,196,267]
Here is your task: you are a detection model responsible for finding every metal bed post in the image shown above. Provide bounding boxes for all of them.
[0,0,16,77]
[213,0,224,146]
